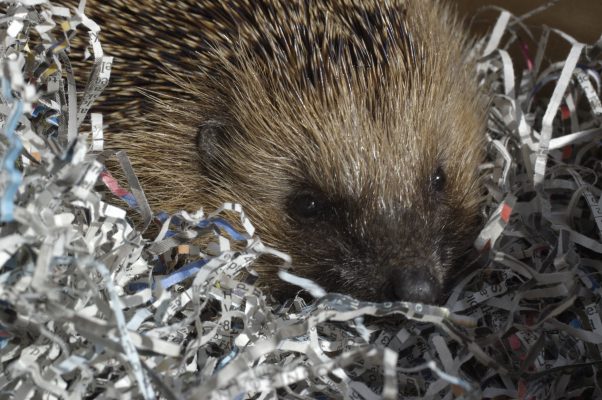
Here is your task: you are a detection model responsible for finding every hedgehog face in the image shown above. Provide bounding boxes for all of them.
[184,0,486,304]
[193,52,485,304]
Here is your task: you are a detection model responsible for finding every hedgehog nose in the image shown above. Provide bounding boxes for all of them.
[392,268,439,304]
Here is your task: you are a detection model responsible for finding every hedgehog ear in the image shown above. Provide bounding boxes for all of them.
[196,120,229,172]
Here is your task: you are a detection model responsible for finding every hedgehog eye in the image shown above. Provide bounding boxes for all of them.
[288,191,327,220]
[431,167,446,192]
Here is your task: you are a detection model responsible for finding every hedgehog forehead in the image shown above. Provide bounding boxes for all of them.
[286,117,438,210]
[226,71,447,203]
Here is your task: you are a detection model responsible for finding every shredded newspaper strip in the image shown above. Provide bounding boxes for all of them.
[0,1,601,399]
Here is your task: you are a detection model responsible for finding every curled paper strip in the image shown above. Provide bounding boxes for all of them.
[1,1,602,399]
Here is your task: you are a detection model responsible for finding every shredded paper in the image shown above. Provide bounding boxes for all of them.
[1,1,602,399]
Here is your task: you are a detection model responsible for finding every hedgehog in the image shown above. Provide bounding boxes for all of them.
[81,0,486,304]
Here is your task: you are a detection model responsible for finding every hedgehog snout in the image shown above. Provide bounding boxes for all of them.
[387,266,443,305]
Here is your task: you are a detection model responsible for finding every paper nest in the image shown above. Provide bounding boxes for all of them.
[1,1,601,399]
